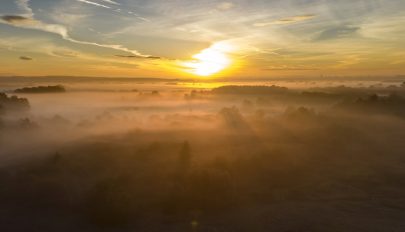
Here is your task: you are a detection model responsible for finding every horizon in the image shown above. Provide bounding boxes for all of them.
[0,74,405,82]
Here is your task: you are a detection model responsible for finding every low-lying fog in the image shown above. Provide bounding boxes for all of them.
[1,78,405,231]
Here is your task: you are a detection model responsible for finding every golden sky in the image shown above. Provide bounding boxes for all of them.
[1,0,405,78]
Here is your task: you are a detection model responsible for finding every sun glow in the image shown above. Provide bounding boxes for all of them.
[182,42,233,76]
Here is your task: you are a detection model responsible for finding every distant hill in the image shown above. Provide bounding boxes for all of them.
[14,85,66,93]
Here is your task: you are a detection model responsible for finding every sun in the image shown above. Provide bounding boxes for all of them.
[182,42,233,76]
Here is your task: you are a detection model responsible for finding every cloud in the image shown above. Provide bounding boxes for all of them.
[314,25,360,41]
[76,0,111,9]
[16,0,33,17]
[51,49,79,58]
[1,0,154,58]
[50,12,88,26]
[2,16,149,57]
[270,49,332,57]
[1,15,34,24]
[253,14,316,27]
[19,56,32,60]
[263,66,319,71]
[1,15,69,38]
[115,54,160,59]
[136,16,150,22]
[99,0,120,5]
[77,0,147,22]
[217,2,234,11]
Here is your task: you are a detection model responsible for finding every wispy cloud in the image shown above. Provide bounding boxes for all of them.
[1,15,34,24]
[50,11,88,26]
[314,25,360,41]
[75,0,147,21]
[115,54,160,59]
[16,0,33,17]
[263,66,319,71]
[99,0,120,5]
[1,0,154,58]
[19,56,33,60]
[253,14,316,27]
[217,2,234,11]
[76,0,111,9]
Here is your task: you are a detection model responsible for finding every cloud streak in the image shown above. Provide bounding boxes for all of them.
[217,2,234,11]
[253,14,316,27]
[19,56,32,60]
[314,25,360,41]
[115,54,160,59]
[1,15,33,24]
[75,0,147,22]
[16,0,33,17]
[0,0,153,58]
[263,66,319,71]
[100,0,120,5]
[76,0,111,9]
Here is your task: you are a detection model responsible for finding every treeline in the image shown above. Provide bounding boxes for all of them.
[14,85,66,93]
[335,93,405,117]
[0,93,30,114]
[212,85,289,95]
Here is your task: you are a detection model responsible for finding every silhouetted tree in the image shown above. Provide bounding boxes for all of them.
[219,107,250,130]
[0,93,29,111]
[51,152,62,164]
[179,141,191,173]
[83,178,134,228]
[368,94,379,102]
[18,118,38,129]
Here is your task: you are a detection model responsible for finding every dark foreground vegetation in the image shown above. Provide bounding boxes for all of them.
[1,83,405,231]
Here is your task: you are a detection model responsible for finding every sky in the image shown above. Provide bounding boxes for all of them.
[1,0,405,79]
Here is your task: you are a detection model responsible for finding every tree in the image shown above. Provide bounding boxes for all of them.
[178,141,191,173]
